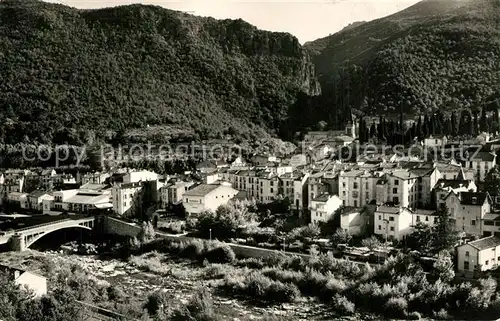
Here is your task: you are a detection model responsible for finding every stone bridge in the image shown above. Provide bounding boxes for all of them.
[0,216,97,251]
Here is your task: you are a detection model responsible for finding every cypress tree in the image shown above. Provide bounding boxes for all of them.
[451,111,457,136]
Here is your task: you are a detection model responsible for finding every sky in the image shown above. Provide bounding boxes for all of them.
[44,0,421,43]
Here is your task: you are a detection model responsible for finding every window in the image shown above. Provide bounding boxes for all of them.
[378,225,381,230]
[472,220,476,226]
[393,197,399,204]
[485,221,494,226]
[394,180,399,185]
[390,227,394,231]
[464,261,470,270]
[389,217,394,222]
[270,188,274,193]
[416,216,421,222]
[425,216,429,221]
[378,215,382,220]
[343,183,346,188]
[354,200,358,207]
[353,182,358,189]
[486,260,489,266]
[393,188,398,194]
[465,251,470,257]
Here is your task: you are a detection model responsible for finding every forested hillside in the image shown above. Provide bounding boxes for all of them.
[304,0,500,122]
[0,0,319,145]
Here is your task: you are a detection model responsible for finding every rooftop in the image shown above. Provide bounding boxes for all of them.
[460,192,490,206]
[183,184,226,197]
[434,179,473,190]
[466,236,500,251]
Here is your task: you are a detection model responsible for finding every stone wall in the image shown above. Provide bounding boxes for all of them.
[103,216,142,238]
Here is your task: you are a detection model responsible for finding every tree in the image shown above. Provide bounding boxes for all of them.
[480,108,489,133]
[431,205,460,254]
[138,221,156,244]
[330,228,352,246]
[431,250,455,282]
[484,166,500,197]
[361,236,382,250]
[407,222,434,254]
[451,111,457,136]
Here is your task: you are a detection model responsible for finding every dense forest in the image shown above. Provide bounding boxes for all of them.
[0,0,319,145]
[304,0,500,125]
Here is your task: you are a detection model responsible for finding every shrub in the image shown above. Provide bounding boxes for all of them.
[171,288,222,321]
[433,308,450,320]
[204,244,236,264]
[383,297,408,318]
[332,294,355,315]
[181,239,205,259]
[408,311,422,320]
[144,291,171,315]
[220,272,300,303]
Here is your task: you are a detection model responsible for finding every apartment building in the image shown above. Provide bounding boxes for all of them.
[338,170,381,208]
[445,191,492,236]
[112,182,143,216]
[376,170,419,208]
[409,166,441,208]
[464,151,496,182]
[182,183,238,217]
[374,206,413,241]
[160,180,195,208]
[279,171,309,210]
[310,194,342,224]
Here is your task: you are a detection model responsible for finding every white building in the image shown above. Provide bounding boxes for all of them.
[309,194,342,224]
[0,264,47,298]
[464,151,496,182]
[46,188,112,214]
[7,192,29,209]
[340,209,370,236]
[374,206,413,241]
[279,171,309,210]
[289,154,308,168]
[182,183,238,217]
[123,170,158,184]
[457,236,500,276]
[445,191,491,236]
[411,209,438,227]
[433,169,477,208]
[112,182,143,216]
[424,135,447,148]
[376,170,418,208]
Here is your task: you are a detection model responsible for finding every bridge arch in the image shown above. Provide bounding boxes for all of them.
[24,224,93,249]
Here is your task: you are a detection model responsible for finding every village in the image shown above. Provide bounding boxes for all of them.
[1,118,500,285]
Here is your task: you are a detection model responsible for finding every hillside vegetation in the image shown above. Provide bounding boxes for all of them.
[304,0,500,120]
[0,0,319,145]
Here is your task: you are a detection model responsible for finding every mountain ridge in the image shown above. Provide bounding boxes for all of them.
[303,0,500,121]
[0,0,319,145]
